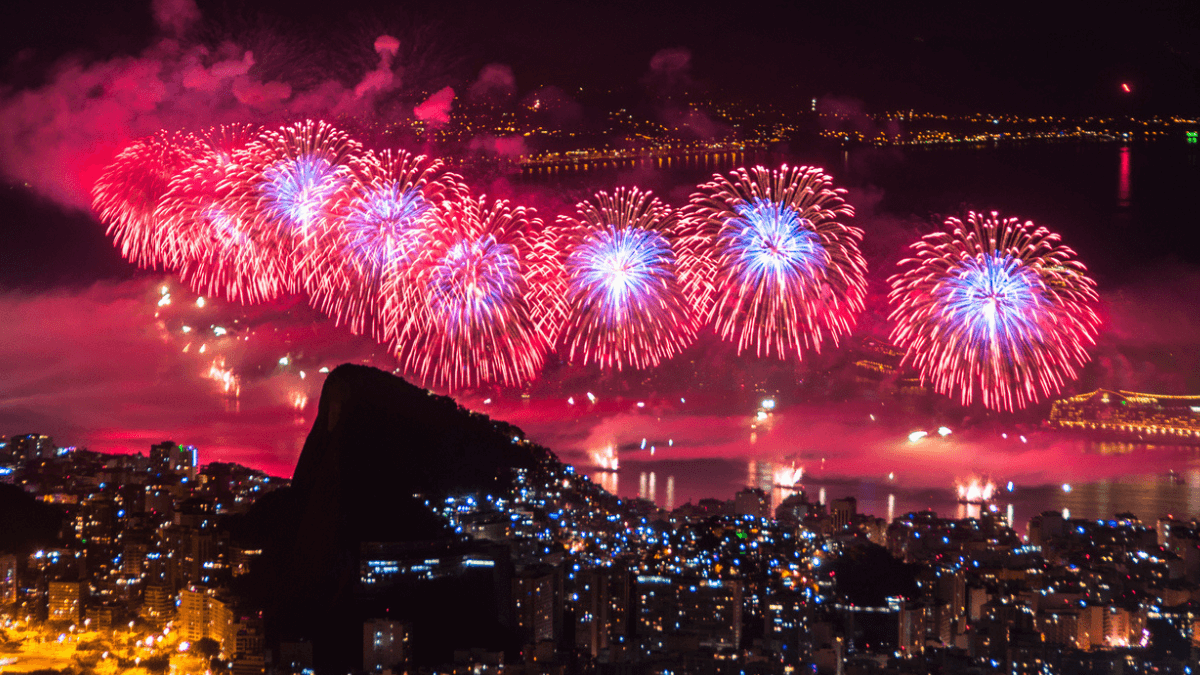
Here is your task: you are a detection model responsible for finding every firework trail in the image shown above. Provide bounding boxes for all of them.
[398,196,548,389]
[92,131,205,270]
[541,188,698,370]
[306,149,466,339]
[685,165,866,359]
[888,211,1100,411]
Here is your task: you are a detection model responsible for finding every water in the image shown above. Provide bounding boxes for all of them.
[586,456,1200,537]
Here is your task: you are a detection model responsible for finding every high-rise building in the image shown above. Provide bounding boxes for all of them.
[362,619,407,672]
[637,575,744,653]
[79,495,117,546]
[733,488,770,519]
[0,554,17,606]
[765,589,813,665]
[48,581,82,623]
[170,497,222,586]
[513,565,556,645]
[831,497,857,530]
[898,602,927,658]
[178,586,233,650]
[231,616,266,675]
[573,565,634,659]
[6,434,56,464]
[360,619,408,667]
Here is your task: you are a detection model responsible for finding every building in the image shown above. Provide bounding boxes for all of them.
[5,434,57,464]
[513,565,557,645]
[232,616,267,675]
[637,575,744,654]
[0,554,16,607]
[178,586,233,650]
[48,580,82,623]
[363,619,408,672]
[830,497,857,531]
[150,441,198,479]
[733,488,770,519]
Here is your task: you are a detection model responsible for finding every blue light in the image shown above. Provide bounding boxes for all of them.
[939,253,1045,355]
[567,225,673,316]
[260,154,342,231]
[723,199,827,288]
[342,185,430,271]
[428,234,521,331]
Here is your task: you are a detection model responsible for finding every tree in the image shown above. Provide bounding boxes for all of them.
[832,543,918,606]
[194,637,221,659]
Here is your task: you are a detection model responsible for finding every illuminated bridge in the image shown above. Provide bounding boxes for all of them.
[1049,389,1200,444]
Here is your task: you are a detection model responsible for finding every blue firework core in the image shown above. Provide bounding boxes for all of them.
[431,235,521,324]
[940,253,1045,349]
[260,154,341,229]
[203,206,249,248]
[343,185,430,268]
[725,199,826,286]
[568,226,671,314]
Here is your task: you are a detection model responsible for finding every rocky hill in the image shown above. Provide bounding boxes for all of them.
[246,364,559,670]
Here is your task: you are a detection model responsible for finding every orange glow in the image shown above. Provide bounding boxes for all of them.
[956,476,996,503]
[774,463,804,487]
[591,445,619,471]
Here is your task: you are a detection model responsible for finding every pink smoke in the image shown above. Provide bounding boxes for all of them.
[468,63,516,100]
[0,1,430,213]
[414,86,456,127]
[354,35,401,99]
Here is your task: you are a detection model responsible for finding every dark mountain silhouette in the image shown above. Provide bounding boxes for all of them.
[242,364,558,671]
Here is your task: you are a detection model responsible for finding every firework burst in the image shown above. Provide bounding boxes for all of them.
[154,124,293,305]
[91,131,205,269]
[306,149,466,338]
[397,196,548,389]
[543,188,698,370]
[888,211,1101,411]
[685,165,866,359]
[241,120,362,294]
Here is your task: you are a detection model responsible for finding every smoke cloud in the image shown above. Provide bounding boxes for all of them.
[0,0,432,212]
[468,63,516,100]
[645,47,692,93]
[413,86,456,127]
[353,34,401,99]
[151,0,201,35]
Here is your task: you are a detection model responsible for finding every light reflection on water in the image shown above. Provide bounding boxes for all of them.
[587,452,1200,537]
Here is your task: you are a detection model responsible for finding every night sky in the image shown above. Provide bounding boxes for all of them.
[1,0,1198,485]
[4,0,1199,113]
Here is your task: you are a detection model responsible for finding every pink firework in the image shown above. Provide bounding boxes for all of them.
[91,131,204,270]
[541,188,698,370]
[154,124,293,305]
[306,149,467,339]
[684,165,866,359]
[398,196,548,390]
[888,211,1100,411]
[239,120,362,295]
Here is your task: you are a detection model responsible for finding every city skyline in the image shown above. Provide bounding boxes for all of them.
[6,2,1200,674]
[3,365,1200,673]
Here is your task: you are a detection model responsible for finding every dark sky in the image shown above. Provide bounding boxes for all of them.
[3,0,1199,114]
